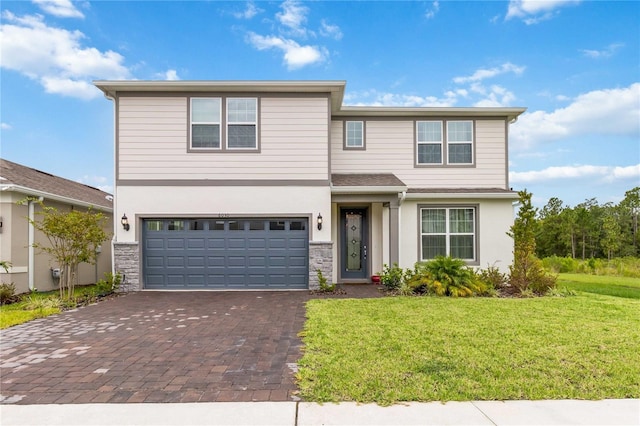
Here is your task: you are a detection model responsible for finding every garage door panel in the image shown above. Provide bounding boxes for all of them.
[143,218,308,289]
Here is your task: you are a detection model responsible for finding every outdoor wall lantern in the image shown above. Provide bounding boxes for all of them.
[121,214,130,231]
[317,213,323,230]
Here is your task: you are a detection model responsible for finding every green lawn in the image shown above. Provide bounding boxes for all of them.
[297,294,640,404]
[0,284,114,329]
[558,273,640,299]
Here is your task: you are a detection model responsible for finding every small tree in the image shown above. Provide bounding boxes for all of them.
[508,190,556,295]
[22,199,110,299]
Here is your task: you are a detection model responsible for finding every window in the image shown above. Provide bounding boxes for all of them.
[191,98,221,149]
[345,121,364,149]
[227,98,257,149]
[416,121,443,164]
[146,220,163,231]
[447,121,473,164]
[416,120,474,165]
[420,207,476,261]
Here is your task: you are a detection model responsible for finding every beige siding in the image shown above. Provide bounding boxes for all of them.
[331,119,508,188]
[118,97,329,181]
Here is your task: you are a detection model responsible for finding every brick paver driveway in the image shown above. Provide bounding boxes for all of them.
[1,290,347,404]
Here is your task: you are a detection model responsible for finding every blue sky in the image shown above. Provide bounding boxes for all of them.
[1,0,638,208]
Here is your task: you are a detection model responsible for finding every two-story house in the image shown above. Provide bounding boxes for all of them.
[94,80,525,291]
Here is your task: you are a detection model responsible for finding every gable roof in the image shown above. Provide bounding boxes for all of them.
[0,158,113,211]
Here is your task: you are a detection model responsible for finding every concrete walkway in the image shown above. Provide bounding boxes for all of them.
[1,399,638,425]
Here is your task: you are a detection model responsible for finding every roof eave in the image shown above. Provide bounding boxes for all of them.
[334,106,527,121]
[331,185,408,194]
[405,191,520,200]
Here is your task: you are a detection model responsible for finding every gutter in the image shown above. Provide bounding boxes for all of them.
[103,92,118,278]
[403,191,520,200]
[330,186,408,195]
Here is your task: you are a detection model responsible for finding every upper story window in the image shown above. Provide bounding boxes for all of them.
[416,120,474,166]
[416,121,443,164]
[227,98,257,149]
[189,97,258,151]
[345,121,364,149]
[191,98,221,149]
[447,121,473,164]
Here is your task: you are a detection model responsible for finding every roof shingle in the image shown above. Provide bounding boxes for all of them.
[0,158,113,210]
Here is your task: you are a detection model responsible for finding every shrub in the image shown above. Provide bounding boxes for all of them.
[477,264,508,290]
[378,263,411,292]
[0,283,17,305]
[315,269,336,292]
[542,255,579,273]
[421,256,488,297]
[96,272,122,295]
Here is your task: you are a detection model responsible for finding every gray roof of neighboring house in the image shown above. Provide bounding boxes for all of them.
[331,173,407,187]
[0,158,113,210]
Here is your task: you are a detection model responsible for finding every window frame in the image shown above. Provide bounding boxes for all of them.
[344,120,366,150]
[446,120,474,165]
[190,97,222,150]
[415,120,444,165]
[226,97,258,150]
[415,119,475,167]
[187,96,260,153]
[418,204,478,264]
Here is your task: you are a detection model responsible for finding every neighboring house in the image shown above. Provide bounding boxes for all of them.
[94,80,525,291]
[0,159,113,294]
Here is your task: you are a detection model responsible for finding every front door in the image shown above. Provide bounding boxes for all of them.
[340,207,368,280]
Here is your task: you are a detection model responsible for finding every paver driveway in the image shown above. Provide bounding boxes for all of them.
[1,290,336,404]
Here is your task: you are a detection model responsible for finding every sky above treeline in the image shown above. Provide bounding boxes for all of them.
[1,0,638,208]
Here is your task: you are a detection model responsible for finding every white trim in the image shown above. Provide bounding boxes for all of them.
[447,120,474,165]
[345,121,364,148]
[331,186,408,194]
[405,192,518,200]
[191,97,222,150]
[0,266,28,274]
[416,121,443,165]
[226,97,258,150]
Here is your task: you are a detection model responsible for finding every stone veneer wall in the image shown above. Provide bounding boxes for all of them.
[309,241,333,290]
[113,242,140,292]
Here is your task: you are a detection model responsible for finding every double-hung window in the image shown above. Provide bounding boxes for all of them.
[416,120,474,165]
[227,98,257,149]
[416,121,443,164]
[447,121,473,164]
[191,98,221,149]
[345,121,364,149]
[190,97,258,151]
[420,207,476,261]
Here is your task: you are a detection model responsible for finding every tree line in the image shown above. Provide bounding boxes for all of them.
[534,187,639,260]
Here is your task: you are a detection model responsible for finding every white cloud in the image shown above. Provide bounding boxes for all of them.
[233,2,261,19]
[510,164,640,184]
[453,62,525,84]
[580,42,624,59]
[425,1,440,19]
[0,11,130,99]
[276,0,309,37]
[1,123,12,130]
[33,0,84,19]
[510,83,640,149]
[473,85,517,107]
[319,19,342,40]
[246,32,327,70]
[506,0,581,24]
[155,69,180,80]
[343,89,458,107]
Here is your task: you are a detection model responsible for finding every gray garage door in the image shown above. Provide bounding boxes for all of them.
[143,218,309,289]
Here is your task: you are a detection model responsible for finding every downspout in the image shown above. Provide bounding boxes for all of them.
[398,191,407,206]
[103,92,117,277]
[28,196,44,291]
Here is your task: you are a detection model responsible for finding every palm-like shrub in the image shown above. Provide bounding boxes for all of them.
[422,256,487,297]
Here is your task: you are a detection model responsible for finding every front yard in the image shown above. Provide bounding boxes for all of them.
[297,290,640,404]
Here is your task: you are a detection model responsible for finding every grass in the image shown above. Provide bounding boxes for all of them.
[0,284,115,329]
[558,273,640,299]
[297,294,640,404]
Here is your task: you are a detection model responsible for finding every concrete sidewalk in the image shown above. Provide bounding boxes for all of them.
[1,399,638,425]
